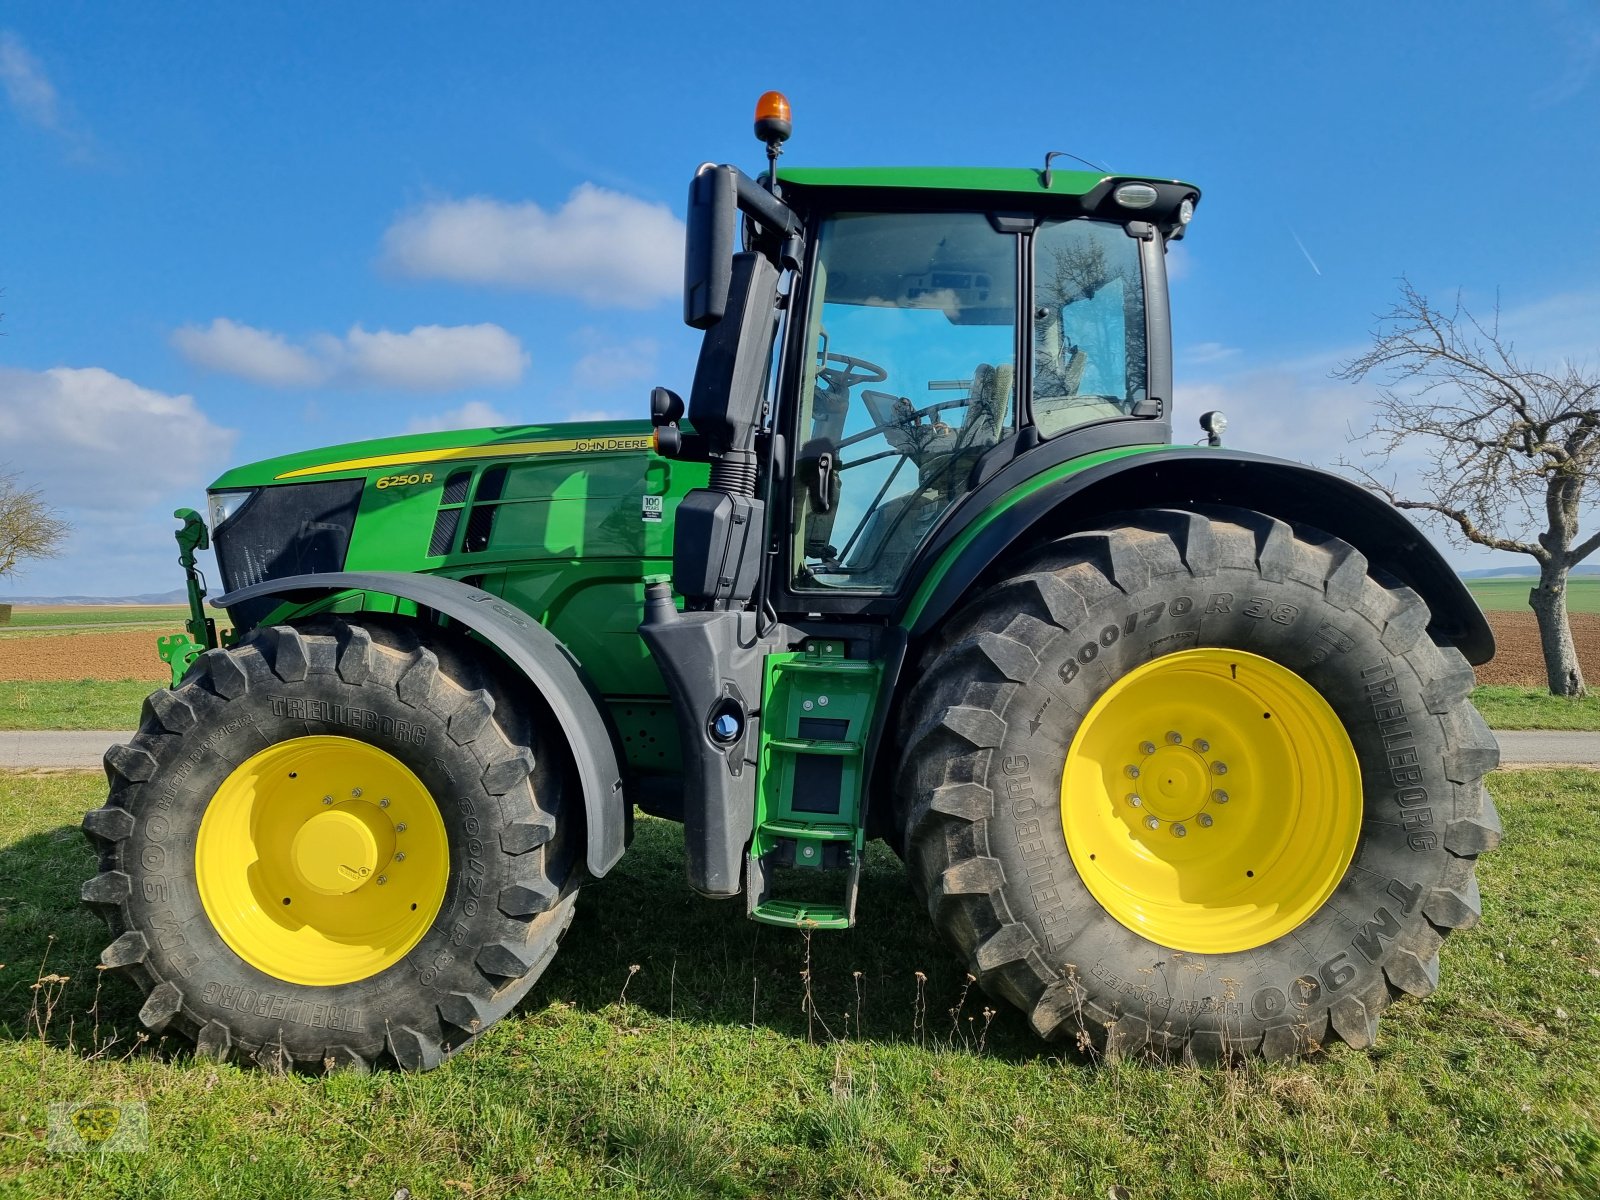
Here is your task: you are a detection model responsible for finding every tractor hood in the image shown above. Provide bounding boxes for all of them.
[209,418,659,490]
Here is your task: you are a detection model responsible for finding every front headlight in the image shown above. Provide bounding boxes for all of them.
[206,489,256,533]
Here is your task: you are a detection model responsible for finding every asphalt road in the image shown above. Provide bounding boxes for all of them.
[2,729,1598,771]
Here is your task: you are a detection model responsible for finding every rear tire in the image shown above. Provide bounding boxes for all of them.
[896,507,1500,1061]
[82,619,577,1072]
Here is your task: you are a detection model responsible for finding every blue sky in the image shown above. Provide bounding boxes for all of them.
[2,1,1597,597]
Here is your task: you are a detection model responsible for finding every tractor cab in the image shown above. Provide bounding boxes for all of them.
[783,200,1158,594]
[640,98,1203,917]
[650,151,1197,620]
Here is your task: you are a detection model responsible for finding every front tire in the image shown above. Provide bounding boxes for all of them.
[897,507,1500,1061]
[82,620,577,1071]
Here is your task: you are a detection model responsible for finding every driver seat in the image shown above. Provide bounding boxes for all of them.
[916,361,1012,490]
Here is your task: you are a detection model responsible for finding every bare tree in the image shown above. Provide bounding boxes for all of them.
[0,468,69,579]
[1336,280,1600,696]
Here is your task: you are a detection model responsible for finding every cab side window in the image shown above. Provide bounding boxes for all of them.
[1032,219,1146,436]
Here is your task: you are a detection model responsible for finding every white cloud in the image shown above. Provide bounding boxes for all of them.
[171,318,324,387]
[172,318,528,392]
[0,365,236,596]
[336,324,526,390]
[1164,242,1192,283]
[0,31,61,130]
[403,400,514,434]
[0,366,235,511]
[571,331,659,391]
[381,184,684,307]
[1181,341,1240,366]
[0,30,93,160]
[1534,0,1600,107]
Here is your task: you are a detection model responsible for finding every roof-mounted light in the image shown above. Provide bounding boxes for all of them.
[754,91,792,147]
[1179,196,1196,224]
[1113,182,1159,209]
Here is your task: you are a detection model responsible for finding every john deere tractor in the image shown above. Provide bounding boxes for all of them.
[82,94,1499,1070]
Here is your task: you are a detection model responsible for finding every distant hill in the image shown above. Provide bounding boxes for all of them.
[0,588,189,606]
[1459,565,1600,580]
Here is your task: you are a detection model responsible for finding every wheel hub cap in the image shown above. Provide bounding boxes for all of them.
[195,736,449,986]
[290,807,387,895]
[1141,743,1211,823]
[1062,648,1362,954]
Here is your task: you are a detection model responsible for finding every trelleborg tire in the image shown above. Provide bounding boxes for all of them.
[896,506,1500,1061]
[81,619,578,1072]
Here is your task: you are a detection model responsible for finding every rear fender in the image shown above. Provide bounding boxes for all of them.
[215,571,628,878]
[898,448,1493,665]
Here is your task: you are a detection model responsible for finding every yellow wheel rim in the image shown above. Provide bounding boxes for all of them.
[1062,649,1361,954]
[196,736,449,986]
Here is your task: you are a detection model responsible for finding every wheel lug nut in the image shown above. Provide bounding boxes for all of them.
[1214,789,1229,803]
[322,796,333,806]
[1125,765,1141,779]
[1126,793,1143,808]
[395,822,408,832]
[1166,731,1182,744]
[1139,741,1156,756]
[376,875,387,885]
[1172,822,1188,837]
[1194,739,1210,753]
[1211,762,1228,775]
[1198,813,1214,828]
[1144,815,1161,830]
[379,798,390,808]
[394,852,406,862]
[352,788,363,798]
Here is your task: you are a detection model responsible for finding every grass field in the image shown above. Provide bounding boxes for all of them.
[1470,686,1600,731]
[0,607,192,630]
[0,682,158,731]
[1466,577,1600,613]
[9,679,1590,733]
[1,770,1596,1198]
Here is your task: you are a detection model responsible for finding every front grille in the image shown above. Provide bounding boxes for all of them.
[213,479,363,627]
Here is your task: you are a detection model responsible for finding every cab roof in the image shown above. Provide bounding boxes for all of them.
[774,166,1200,234]
[777,166,1198,199]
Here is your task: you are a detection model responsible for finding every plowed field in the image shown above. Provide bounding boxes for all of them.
[0,631,171,682]
[2,611,1593,687]
[1480,610,1600,686]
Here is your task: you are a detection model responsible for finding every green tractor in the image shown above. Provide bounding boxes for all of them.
[82,94,1499,1069]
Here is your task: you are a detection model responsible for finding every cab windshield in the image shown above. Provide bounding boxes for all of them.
[791,211,1017,591]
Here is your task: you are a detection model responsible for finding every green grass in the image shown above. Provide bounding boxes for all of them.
[1472,686,1600,731]
[2,771,1597,1198]
[0,682,159,731]
[14,679,1585,734]
[0,607,192,630]
[1465,576,1600,613]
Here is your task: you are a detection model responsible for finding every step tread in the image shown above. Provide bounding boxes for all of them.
[758,819,857,842]
[765,737,861,756]
[751,900,852,930]
[771,657,879,674]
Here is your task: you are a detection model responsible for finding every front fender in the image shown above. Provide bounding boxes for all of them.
[899,447,1493,665]
[215,571,628,878]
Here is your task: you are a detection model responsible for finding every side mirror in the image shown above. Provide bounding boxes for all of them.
[650,386,685,425]
[684,165,736,330]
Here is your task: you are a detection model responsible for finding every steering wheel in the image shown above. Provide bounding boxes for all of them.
[817,352,888,397]
[836,391,972,459]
